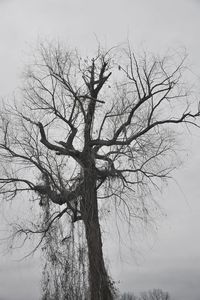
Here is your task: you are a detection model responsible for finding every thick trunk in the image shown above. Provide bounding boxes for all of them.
[81,166,114,300]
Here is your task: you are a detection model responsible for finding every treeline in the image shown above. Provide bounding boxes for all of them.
[120,289,170,300]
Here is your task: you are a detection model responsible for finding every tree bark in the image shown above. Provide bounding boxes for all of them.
[81,164,114,300]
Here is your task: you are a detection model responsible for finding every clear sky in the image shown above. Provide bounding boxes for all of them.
[0,0,200,299]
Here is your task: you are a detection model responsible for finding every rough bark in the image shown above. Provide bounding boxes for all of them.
[81,160,114,300]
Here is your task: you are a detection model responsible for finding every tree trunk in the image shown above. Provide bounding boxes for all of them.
[81,166,114,300]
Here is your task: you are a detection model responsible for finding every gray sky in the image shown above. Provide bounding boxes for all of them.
[0,0,200,299]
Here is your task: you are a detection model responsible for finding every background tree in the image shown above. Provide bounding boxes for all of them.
[120,289,170,300]
[120,292,138,300]
[0,43,199,299]
[140,289,170,300]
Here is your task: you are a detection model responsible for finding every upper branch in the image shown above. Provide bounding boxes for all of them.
[37,122,83,164]
[91,110,200,147]
[83,57,112,145]
[90,51,200,148]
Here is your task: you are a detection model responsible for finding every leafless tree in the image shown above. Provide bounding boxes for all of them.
[120,289,170,300]
[0,43,199,299]
[120,292,138,300]
[140,289,170,300]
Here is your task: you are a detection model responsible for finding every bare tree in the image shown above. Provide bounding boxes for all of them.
[120,292,138,300]
[140,289,170,300]
[120,289,170,300]
[0,43,199,299]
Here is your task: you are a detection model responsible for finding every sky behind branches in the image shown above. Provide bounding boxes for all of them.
[0,0,200,299]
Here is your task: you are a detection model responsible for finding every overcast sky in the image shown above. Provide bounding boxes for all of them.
[0,0,200,299]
